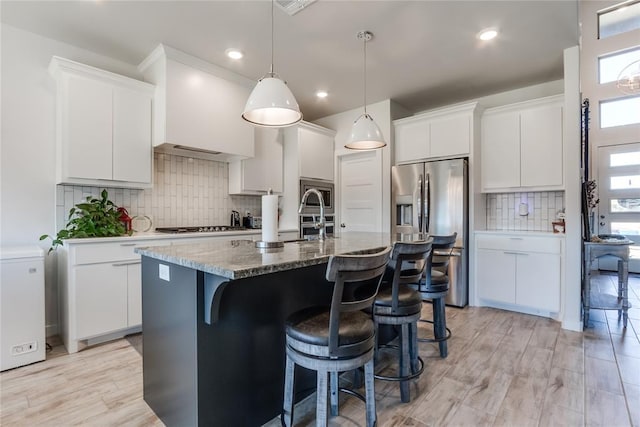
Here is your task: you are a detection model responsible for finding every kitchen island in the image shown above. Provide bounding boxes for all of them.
[135,232,397,427]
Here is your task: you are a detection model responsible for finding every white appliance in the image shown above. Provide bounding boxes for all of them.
[1,246,46,371]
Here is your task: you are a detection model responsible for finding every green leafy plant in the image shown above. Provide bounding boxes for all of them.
[40,189,130,253]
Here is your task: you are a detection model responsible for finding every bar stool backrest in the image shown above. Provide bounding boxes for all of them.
[389,239,433,311]
[325,246,392,354]
[425,233,457,286]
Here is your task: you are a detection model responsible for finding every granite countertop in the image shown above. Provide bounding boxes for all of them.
[61,228,298,244]
[135,232,396,280]
[475,230,565,238]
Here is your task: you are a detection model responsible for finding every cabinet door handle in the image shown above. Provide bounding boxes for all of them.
[112,261,142,267]
[120,243,137,247]
[509,237,523,240]
[503,251,527,256]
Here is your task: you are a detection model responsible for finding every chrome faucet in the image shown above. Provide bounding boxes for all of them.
[298,188,326,241]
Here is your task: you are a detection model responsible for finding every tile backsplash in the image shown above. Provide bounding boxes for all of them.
[486,191,565,232]
[56,152,262,230]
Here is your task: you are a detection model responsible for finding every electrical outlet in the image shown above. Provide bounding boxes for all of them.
[11,341,37,356]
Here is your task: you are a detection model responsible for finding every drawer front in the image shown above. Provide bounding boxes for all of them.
[71,242,140,265]
[476,235,561,254]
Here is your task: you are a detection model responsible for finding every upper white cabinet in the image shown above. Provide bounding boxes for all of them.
[393,102,478,163]
[481,95,563,192]
[229,128,283,194]
[49,57,154,189]
[138,44,254,161]
[285,121,336,181]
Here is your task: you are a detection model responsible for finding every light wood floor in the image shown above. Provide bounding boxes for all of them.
[2,272,638,426]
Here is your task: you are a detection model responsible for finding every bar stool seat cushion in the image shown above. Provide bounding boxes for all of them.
[286,307,374,347]
[374,283,422,316]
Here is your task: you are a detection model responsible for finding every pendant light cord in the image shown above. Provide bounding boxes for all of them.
[270,0,274,75]
[363,34,367,115]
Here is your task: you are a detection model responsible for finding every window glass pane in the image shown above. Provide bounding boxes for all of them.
[610,151,640,166]
[599,48,640,83]
[610,175,640,189]
[599,1,640,39]
[610,198,640,212]
[610,222,640,235]
[600,97,640,128]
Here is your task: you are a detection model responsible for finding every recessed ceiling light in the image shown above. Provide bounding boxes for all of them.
[316,91,328,98]
[477,28,498,41]
[225,48,243,60]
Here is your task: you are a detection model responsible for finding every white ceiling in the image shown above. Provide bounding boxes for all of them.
[1,0,579,121]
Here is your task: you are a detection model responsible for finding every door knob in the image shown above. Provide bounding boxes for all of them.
[599,222,606,226]
[340,223,346,228]
[600,215,605,219]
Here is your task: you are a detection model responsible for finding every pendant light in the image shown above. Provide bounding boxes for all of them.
[345,31,386,150]
[242,0,302,127]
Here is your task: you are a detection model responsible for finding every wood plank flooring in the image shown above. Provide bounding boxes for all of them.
[1,272,638,426]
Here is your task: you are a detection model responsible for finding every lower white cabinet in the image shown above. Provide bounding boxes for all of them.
[59,240,154,353]
[476,233,562,314]
[74,263,129,339]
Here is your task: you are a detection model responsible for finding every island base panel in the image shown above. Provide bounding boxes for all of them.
[142,257,334,426]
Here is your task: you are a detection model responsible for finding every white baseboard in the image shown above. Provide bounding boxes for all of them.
[561,319,583,332]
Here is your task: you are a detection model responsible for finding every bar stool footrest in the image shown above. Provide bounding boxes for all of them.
[372,344,425,381]
[417,318,451,343]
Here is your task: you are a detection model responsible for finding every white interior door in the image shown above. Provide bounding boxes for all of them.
[597,143,640,273]
[338,151,382,233]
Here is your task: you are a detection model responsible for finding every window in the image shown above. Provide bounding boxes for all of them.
[610,198,640,212]
[599,1,640,39]
[610,151,640,166]
[599,48,640,84]
[611,221,640,235]
[600,96,640,127]
[611,175,640,189]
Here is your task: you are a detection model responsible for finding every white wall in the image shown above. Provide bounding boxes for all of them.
[314,99,396,233]
[0,25,145,336]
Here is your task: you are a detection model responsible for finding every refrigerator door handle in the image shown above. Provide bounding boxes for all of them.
[425,172,431,233]
[417,175,423,233]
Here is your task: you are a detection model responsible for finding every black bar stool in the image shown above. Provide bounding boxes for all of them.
[372,239,432,403]
[416,232,456,358]
[282,246,391,427]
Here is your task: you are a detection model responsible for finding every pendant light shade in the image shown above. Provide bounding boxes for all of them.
[346,30,386,150]
[242,76,302,127]
[345,113,386,150]
[242,0,302,127]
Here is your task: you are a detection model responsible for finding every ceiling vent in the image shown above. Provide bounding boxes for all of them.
[275,0,317,16]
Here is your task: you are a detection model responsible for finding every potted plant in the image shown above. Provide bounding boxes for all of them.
[40,189,131,253]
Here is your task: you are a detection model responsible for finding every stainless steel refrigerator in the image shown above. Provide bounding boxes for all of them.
[391,158,468,307]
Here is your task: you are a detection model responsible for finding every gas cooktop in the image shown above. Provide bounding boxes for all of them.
[155,226,248,234]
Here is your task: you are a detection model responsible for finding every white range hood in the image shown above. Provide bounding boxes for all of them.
[138,44,256,162]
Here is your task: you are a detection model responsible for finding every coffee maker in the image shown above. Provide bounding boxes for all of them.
[230,210,241,227]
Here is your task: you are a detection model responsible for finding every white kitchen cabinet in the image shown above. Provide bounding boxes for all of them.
[229,128,283,194]
[58,239,164,353]
[393,102,478,163]
[481,95,563,192]
[138,44,254,161]
[476,233,562,314]
[289,122,335,181]
[280,122,336,230]
[394,119,429,163]
[127,262,142,327]
[49,56,154,189]
[74,263,128,339]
